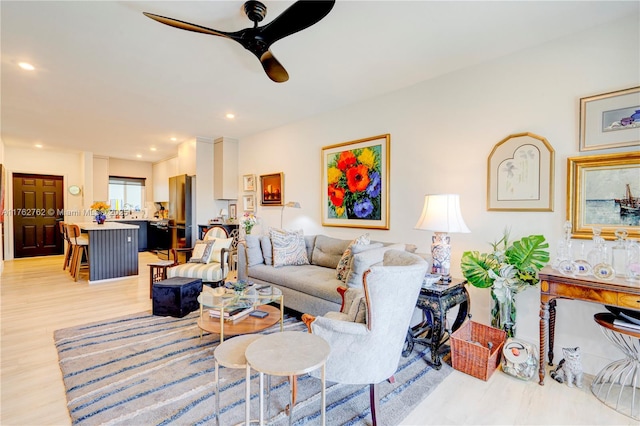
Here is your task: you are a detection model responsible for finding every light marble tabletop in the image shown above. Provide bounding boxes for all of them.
[77,222,139,230]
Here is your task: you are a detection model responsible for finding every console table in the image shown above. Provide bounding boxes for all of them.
[538,268,640,385]
[403,278,470,369]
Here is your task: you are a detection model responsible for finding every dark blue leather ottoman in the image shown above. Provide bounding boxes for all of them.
[152,277,203,318]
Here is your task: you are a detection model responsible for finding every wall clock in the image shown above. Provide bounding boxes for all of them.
[68,185,81,196]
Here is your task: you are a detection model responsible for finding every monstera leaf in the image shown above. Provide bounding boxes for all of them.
[505,235,549,271]
[460,251,500,288]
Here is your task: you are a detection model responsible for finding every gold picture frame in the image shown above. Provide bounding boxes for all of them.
[579,87,640,151]
[242,195,255,212]
[321,134,390,229]
[242,174,256,192]
[567,151,640,240]
[487,132,554,211]
[260,173,283,206]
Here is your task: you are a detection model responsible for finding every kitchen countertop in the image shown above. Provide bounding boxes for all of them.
[78,222,139,230]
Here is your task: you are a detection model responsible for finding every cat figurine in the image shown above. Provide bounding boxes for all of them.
[550,347,583,388]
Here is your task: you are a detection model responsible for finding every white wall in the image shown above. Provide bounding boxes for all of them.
[108,157,154,203]
[237,15,640,374]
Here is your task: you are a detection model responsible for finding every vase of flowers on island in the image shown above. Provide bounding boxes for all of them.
[91,201,110,225]
[240,212,257,235]
[326,146,382,220]
[460,229,549,337]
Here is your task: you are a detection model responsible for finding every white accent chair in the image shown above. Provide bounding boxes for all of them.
[302,249,428,425]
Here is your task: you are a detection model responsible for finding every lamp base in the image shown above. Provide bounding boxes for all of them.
[431,232,452,282]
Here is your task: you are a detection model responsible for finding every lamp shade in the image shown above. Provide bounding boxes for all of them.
[220,209,228,216]
[415,194,470,233]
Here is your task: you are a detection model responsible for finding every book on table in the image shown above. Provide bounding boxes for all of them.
[209,305,255,321]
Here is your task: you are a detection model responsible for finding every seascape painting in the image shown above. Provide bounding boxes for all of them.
[583,167,640,227]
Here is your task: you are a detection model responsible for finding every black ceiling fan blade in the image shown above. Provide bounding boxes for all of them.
[259,0,336,45]
[143,12,237,40]
[260,51,289,83]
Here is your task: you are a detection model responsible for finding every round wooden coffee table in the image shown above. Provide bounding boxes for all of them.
[197,304,281,341]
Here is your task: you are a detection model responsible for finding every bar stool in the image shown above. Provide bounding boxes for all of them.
[591,312,640,421]
[214,334,264,426]
[59,221,72,270]
[66,224,89,281]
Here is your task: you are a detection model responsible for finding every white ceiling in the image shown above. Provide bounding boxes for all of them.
[2,1,637,163]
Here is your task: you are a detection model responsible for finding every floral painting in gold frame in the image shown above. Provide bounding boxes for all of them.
[567,151,640,240]
[321,134,390,229]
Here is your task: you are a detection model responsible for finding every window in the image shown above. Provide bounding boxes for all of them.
[109,176,145,211]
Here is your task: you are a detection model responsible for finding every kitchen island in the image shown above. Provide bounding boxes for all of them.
[78,222,139,282]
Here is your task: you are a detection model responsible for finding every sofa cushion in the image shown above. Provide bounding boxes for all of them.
[244,235,264,266]
[260,235,273,265]
[211,238,233,264]
[188,240,214,263]
[270,229,310,267]
[248,264,342,304]
[304,235,317,263]
[345,243,405,288]
[167,262,227,283]
[311,235,350,269]
[336,233,370,282]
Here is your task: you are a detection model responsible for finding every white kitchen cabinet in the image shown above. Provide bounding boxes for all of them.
[213,137,238,200]
[153,156,178,202]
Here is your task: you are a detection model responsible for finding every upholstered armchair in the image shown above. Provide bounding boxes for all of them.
[166,226,234,286]
[301,249,428,425]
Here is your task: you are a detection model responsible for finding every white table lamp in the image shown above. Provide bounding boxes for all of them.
[415,194,470,282]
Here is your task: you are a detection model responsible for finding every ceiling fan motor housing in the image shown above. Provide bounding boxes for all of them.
[244,1,267,24]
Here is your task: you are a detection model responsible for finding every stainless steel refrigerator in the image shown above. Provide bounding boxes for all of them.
[168,174,195,252]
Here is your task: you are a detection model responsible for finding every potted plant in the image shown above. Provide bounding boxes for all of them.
[90,201,111,224]
[460,229,549,337]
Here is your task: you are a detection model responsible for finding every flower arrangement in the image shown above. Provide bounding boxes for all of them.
[90,201,111,215]
[326,146,382,220]
[240,212,257,234]
[460,229,549,337]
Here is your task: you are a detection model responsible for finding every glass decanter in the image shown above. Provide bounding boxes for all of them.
[554,221,574,274]
[572,241,592,276]
[587,227,605,268]
[593,246,615,281]
[611,229,629,277]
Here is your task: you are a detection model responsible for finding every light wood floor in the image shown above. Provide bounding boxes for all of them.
[0,252,633,425]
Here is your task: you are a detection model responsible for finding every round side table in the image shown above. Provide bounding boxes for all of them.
[245,331,330,426]
[214,334,264,426]
[591,313,640,421]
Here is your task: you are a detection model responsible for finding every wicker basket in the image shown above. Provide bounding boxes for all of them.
[450,321,507,381]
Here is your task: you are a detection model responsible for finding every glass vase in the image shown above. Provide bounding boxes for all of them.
[491,289,516,338]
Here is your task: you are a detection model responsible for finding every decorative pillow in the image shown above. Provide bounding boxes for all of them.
[260,235,273,265]
[211,237,233,264]
[270,229,309,268]
[341,287,367,324]
[336,233,370,282]
[244,235,264,266]
[189,240,215,263]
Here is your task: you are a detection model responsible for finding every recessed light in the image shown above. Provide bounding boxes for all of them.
[34,143,43,148]
[226,113,235,119]
[170,137,177,141]
[136,154,142,158]
[150,147,157,151]
[19,62,35,71]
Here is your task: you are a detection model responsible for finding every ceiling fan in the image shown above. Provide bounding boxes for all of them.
[143,0,336,83]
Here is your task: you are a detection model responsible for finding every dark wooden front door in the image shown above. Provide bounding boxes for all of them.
[12,173,64,258]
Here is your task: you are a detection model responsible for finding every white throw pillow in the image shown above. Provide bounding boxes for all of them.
[189,240,215,263]
[210,237,233,264]
[270,229,309,268]
[336,233,370,282]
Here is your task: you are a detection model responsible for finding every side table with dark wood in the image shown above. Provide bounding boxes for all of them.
[148,260,176,298]
[403,278,470,369]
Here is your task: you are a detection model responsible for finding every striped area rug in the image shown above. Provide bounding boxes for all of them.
[55,311,452,425]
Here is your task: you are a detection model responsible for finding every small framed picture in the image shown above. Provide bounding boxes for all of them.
[243,174,256,192]
[260,172,284,206]
[579,87,640,151]
[229,203,237,219]
[243,195,255,212]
